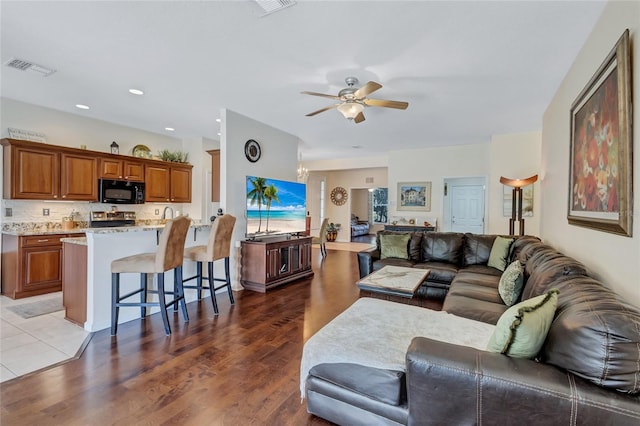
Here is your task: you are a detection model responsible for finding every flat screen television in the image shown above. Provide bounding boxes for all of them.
[245,175,306,238]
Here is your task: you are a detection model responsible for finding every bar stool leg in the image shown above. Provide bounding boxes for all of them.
[176,265,189,321]
[173,269,179,312]
[111,272,120,336]
[156,273,171,335]
[207,262,219,314]
[140,273,147,318]
[225,257,234,305]
[196,262,203,299]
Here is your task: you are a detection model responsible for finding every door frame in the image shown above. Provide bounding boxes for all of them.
[442,176,487,233]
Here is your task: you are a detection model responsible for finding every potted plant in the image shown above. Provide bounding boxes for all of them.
[326,222,341,242]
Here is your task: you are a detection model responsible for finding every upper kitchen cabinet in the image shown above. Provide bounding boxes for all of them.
[145,162,192,203]
[99,157,144,181]
[60,152,98,200]
[2,139,98,201]
[2,141,60,199]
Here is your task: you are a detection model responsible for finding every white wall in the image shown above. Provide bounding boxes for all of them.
[541,0,640,306]
[488,132,541,236]
[221,109,300,289]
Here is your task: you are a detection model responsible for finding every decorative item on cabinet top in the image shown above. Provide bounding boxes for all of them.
[110,141,119,154]
[132,144,152,159]
[157,149,189,163]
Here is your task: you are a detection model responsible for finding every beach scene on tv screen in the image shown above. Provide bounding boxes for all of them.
[246,176,306,236]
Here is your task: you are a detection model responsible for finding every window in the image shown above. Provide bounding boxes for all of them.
[370,188,388,224]
[319,180,325,223]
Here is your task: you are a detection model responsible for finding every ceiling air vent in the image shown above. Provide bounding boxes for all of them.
[254,0,296,16]
[366,177,374,184]
[5,58,56,77]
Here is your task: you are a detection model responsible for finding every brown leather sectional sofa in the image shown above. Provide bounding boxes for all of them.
[305,232,640,425]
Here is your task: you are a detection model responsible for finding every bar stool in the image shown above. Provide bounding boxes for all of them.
[183,214,236,314]
[111,216,191,335]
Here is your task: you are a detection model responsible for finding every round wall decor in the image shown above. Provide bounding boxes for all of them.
[244,139,261,162]
[330,187,348,206]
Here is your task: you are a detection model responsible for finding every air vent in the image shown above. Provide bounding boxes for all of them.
[4,58,56,77]
[254,0,296,16]
[366,177,374,184]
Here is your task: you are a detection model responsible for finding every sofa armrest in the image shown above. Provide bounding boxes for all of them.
[405,337,640,425]
[357,248,379,278]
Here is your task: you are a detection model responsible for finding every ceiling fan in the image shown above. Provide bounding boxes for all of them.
[301,77,409,124]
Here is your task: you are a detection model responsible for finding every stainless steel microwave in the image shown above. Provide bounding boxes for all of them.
[98,179,145,204]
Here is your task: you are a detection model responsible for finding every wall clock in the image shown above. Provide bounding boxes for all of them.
[330,187,348,206]
[244,139,261,163]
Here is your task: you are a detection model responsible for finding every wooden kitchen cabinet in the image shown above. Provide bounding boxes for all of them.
[145,163,192,203]
[62,241,87,326]
[240,236,313,293]
[3,143,60,199]
[60,152,98,200]
[99,157,144,181]
[1,233,73,299]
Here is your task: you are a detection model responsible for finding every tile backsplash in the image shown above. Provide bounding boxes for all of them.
[1,199,186,224]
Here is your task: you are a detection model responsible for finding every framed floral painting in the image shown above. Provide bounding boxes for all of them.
[568,30,632,237]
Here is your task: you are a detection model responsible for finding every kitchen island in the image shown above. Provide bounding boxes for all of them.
[82,222,211,332]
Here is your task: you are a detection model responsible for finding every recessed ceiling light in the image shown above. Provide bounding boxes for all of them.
[129,88,144,95]
[217,132,221,136]
[216,118,221,123]
[75,104,90,110]
[352,145,363,149]
[165,127,175,132]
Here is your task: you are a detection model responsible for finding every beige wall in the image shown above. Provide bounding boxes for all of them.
[541,0,640,306]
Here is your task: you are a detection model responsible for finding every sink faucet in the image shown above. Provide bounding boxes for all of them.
[161,206,174,220]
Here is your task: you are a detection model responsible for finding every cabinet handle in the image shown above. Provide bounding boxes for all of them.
[53,195,58,198]
[62,195,66,198]
[171,198,175,201]
[37,239,49,243]
[119,175,123,179]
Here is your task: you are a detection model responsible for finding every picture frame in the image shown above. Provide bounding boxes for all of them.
[503,184,533,217]
[568,29,632,237]
[397,182,431,211]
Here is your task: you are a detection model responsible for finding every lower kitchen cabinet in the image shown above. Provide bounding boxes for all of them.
[1,233,73,299]
[62,241,87,326]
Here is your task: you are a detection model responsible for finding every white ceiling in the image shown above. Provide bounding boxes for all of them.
[0,1,606,161]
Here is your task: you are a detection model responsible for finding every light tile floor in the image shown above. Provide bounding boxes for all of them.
[0,292,90,383]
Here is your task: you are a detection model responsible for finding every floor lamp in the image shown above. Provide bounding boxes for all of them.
[500,175,538,236]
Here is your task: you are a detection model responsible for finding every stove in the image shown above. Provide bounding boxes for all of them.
[89,211,136,228]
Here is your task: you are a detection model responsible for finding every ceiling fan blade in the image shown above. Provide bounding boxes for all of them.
[354,112,365,124]
[354,81,382,99]
[364,98,409,110]
[305,104,339,117]
[301,91,341,100]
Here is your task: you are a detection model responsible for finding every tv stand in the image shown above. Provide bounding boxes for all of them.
[240,236,313,293]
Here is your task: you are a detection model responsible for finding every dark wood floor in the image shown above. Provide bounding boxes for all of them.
[0,248,441,425]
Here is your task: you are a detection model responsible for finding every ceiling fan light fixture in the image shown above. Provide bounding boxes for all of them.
[337,102,364,120]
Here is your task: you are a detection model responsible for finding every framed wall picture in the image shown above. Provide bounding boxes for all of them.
[397,182,431,211]
[568,30,632,237]
[503,184,533,217]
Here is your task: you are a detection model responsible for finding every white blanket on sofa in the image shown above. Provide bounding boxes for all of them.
[300,297,495,398]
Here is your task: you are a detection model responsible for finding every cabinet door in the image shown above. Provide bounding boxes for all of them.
[60,153,98,200]
[170,166,192,203]
[266,248,280,281]
[145,164,171,202]
[12,146,60,199]
[99,158,123,179]
[22,245,63,292]
[123,160,144,181]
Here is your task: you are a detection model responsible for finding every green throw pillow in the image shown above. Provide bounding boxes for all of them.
[487,236,515,271]
[498,260,524,306]
[380,234,410,260]
[487,289,559,359]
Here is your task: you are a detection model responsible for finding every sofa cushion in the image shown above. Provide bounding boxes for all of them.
[460,264,502,277]
[380,233,411,260]
[442,294,507,325]
[413,261,458,284]
[420,232,464,265]
[372,258,415,272]
[463,233,497,266]
[520,247,588,300]
[487,289,559,359]
[487,236,514,271]
[498,260,524,306]
[309,363,406,405]
[541,276,640,394]
[447,281,503,305]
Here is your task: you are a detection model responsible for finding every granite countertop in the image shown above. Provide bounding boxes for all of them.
[2,220,210,236]
[61,237,88,246]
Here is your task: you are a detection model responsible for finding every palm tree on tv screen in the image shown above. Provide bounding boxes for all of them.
[264,184,280,232]
[247,177,267,232]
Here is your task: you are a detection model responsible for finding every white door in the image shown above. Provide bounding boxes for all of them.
[450,185,485,233]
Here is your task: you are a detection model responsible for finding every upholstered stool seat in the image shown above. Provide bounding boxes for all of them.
[111,216,191,336]
[183,214,236,314]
